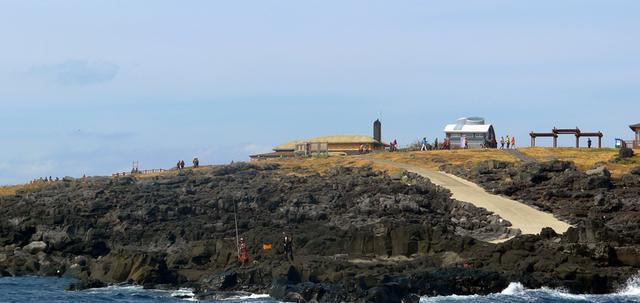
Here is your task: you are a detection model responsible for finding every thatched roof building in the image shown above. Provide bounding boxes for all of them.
[250,120,388,160]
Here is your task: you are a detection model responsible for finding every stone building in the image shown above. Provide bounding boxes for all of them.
[250,120,388,160]
[444,117,496,148]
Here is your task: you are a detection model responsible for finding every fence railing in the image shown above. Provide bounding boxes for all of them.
[112,168,166,177]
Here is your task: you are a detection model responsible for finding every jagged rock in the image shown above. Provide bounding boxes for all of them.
[586,166,611,178]
[22,241,47,254]
[619,148,634,158]
[1,162,640,301]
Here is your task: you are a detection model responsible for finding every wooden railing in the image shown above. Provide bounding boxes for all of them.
[112,168,166,177]
[624,140,639,149]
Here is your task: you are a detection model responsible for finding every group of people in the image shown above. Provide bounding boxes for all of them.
[176,158,201,170]
[30,176,59,184]
[237,232,294,266]
[420,137,448,151]
[358,144,371,154]
[389,139,399,152]
[499,136,516,149]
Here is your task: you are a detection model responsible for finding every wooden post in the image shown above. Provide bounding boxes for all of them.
[576,135,580,148]
[553,136,558,148]
[598,136,602,148]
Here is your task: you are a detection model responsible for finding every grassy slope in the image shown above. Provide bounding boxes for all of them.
[519,147,640,176]
[2,148,637,197]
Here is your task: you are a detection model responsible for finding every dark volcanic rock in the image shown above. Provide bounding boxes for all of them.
[0,162,639,302]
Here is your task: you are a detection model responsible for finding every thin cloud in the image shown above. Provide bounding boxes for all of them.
[30,59,118,86]
[74,129,135,141]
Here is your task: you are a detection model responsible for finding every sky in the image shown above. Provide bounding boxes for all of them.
[0,1,639,184]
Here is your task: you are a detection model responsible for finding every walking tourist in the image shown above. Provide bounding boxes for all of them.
[500,137,505,149]
[193,157,200,168]
[588,138,592,148]
[506,135,511,149]
[283,233,294,261]
[421,137,428,151]
[511,136,516,149]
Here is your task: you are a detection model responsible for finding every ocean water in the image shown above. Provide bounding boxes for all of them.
[1,276,639,303]
[422,275,640,303]
[0,277,278,303]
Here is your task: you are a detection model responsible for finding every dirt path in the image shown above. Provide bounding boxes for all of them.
[502,149,537,163]
[365,157,572,236]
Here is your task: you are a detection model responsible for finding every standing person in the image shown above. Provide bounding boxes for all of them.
[588,138,592,149]
[421,137,428,151]
[500,137,505,149]
[434,138,439,150]
[238,238,249,266]
[506,135,511,149]
[283,233,294,261]
[193,157,199,168]
[181,160,186,170]
[511,136,516,149]
[177,160,182,170]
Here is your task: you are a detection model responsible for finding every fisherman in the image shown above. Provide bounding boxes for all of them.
[283,232,294,261]
[420,137,428,151]
[588,138,592,149]
[239,238,249,265]
[506,135,511,149]
[511,136,516,149]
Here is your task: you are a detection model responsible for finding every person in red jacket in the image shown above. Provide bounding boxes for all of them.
[239,238,249,265]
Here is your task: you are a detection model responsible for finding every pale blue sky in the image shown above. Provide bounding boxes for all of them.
[1,1,639,184]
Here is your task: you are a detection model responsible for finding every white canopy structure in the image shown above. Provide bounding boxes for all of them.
[444,117,496,148]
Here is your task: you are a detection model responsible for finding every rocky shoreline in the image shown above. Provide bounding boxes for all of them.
[0,161,639,302]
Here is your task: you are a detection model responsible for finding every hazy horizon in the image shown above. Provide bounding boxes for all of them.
[1,1,639,184]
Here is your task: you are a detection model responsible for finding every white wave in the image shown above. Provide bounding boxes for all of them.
[618,272,640,296]
[222,293,271,301]
[171,288,197,301]
[499,282,525,295]
[84,284,145,294]
[539,287,588,300]
[420,294,480,302]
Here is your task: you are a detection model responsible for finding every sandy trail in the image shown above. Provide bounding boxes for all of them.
[365,157,572,236]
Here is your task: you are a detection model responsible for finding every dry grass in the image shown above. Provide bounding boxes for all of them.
[267,156,403,175]
[266,148,639,178]
[366,149,520,170]
[0,183,45,197]
[518,147,640,177]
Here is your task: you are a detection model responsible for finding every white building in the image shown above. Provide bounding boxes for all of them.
[444,117,497,148]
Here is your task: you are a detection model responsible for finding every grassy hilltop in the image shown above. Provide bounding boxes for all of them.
[2,147,637,197]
